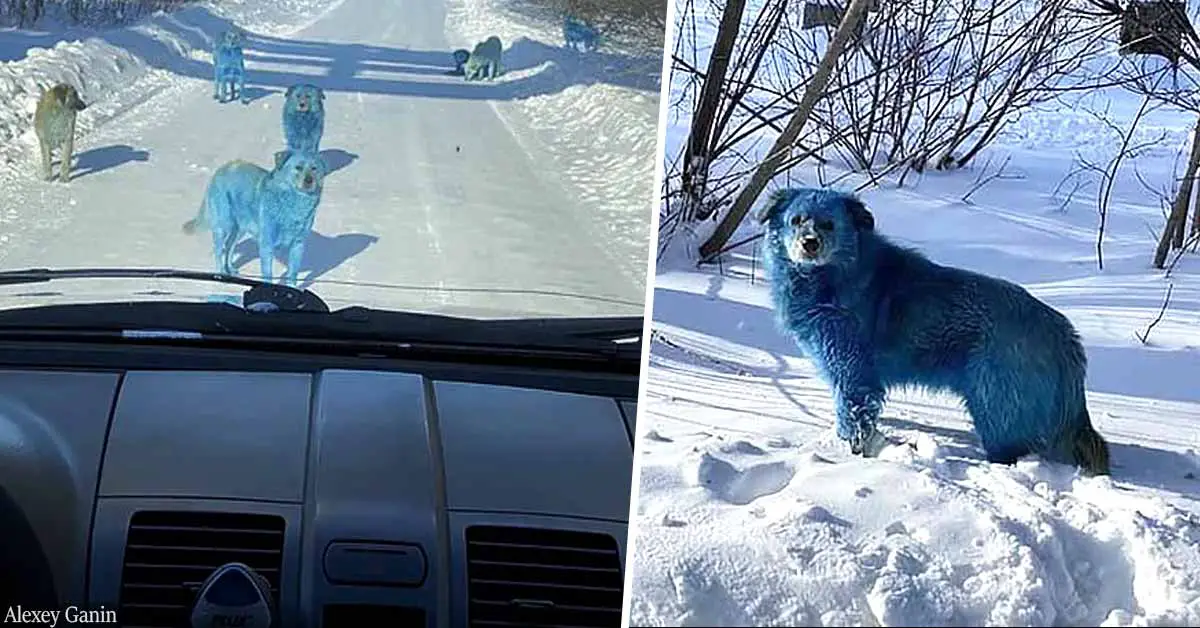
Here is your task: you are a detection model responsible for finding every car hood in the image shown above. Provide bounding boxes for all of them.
[0,276,646,320]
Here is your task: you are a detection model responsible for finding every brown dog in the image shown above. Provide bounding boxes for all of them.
[33,84,88,182]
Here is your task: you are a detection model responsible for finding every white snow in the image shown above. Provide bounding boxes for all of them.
[0,0,659,318]
[629,3,1200,628]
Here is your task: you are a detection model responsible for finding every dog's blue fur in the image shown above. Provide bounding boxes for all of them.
[212,29,248,104]
[282,84,325,154]
[452,49,471,75]
[183,150,327,287]
[759,187,1111,475]
[563,16,601,52]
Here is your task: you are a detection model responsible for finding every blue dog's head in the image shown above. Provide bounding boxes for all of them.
[453,48,471,66]
[285,83,325,114]
[273,150,327,196]
[758,187,875,268]
[218,29,244,50]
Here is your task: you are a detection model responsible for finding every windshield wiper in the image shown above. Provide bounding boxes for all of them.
[0,267,329,313]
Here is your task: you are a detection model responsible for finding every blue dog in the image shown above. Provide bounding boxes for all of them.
[282,84,325,154]
[212,29,248,104]
[563,16,601,52]
[759,187,1111,475]
[451,48,471,75]
[183,151,327,287]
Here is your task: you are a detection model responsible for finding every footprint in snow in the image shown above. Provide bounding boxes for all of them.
[719,440,766,455]
[685,452,796,506]
[644,429,672,443]
[661,513,687,527]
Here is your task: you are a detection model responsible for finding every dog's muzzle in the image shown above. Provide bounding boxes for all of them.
[297,101,309,112]
[302,174,315,189]
[802,237,821,255]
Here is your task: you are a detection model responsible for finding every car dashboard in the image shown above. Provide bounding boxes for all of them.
[0,338,636,627]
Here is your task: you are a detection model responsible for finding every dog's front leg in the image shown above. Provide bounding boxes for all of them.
[800,305,886,455]
[39,139,52,181]
[238,71,248,104]
[284,241,305,288]
[60,120,74,183]
[258,236,275,284]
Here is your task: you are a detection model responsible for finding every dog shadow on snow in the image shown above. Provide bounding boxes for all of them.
[96,6,660,103]
[230,231,379,288]
[65,144,150,181]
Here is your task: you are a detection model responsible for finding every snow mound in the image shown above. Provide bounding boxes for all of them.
[631,427,1200,627]
[0,0,343,171]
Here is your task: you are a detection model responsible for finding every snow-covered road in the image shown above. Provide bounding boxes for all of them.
[0,0,657,318]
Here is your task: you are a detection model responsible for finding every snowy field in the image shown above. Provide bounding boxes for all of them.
[0,0,660,318]
[627,3,1200,627]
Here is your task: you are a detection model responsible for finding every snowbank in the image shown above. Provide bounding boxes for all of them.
[443,0,662,291]
[0,0,343,170]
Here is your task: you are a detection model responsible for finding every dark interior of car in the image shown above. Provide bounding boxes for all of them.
[0,302,639,628]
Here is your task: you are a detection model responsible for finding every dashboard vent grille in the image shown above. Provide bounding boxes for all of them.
[118,510,285,628]
[465,525,623,627]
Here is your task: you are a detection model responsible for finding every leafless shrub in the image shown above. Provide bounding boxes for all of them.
[1071,94,1165,269]
[1134,283,1173,344]
[775,0,1111,176]
[659,0,1113,257]
[1073,0,1200,266]
[1,0,194,28]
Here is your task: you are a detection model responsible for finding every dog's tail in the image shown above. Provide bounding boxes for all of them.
[182,203,208,235]
[1069,409,1111,477]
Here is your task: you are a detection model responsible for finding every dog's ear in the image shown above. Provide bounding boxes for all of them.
[755,188,801,225]
[285,85,296,100]
[318,88,325,101]
[845,197,875,231]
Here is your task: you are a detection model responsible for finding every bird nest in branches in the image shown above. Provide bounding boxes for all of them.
[800,0,879,31]
[1118,0,1189,64]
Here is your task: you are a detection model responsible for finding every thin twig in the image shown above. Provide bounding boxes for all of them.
[1134,284,1174,344]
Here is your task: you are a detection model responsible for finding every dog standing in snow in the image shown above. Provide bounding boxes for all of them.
[212,29,248,104]
[281,83,325,155]
[758,187,1111,475]
[183,151,327,287]
[563,16,601,52]
[451,48,471,75]
[33,83,87,183]
[463,36,503,81]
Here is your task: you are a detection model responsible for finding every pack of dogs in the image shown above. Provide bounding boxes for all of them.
[183,28,330,288]
[35,22,520,289]
[448,15,600,80]
[453,36,504,81]
[30,26,333,288]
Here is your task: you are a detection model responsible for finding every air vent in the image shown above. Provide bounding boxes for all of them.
[118,511,285,628]
[465,525,623,627]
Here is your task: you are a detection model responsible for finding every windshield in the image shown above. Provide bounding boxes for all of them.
[0,0,666,321]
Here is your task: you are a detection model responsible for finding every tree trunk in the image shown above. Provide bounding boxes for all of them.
[680,0,747,222]
[1154,118,1200,267]
[699,0,873,260]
